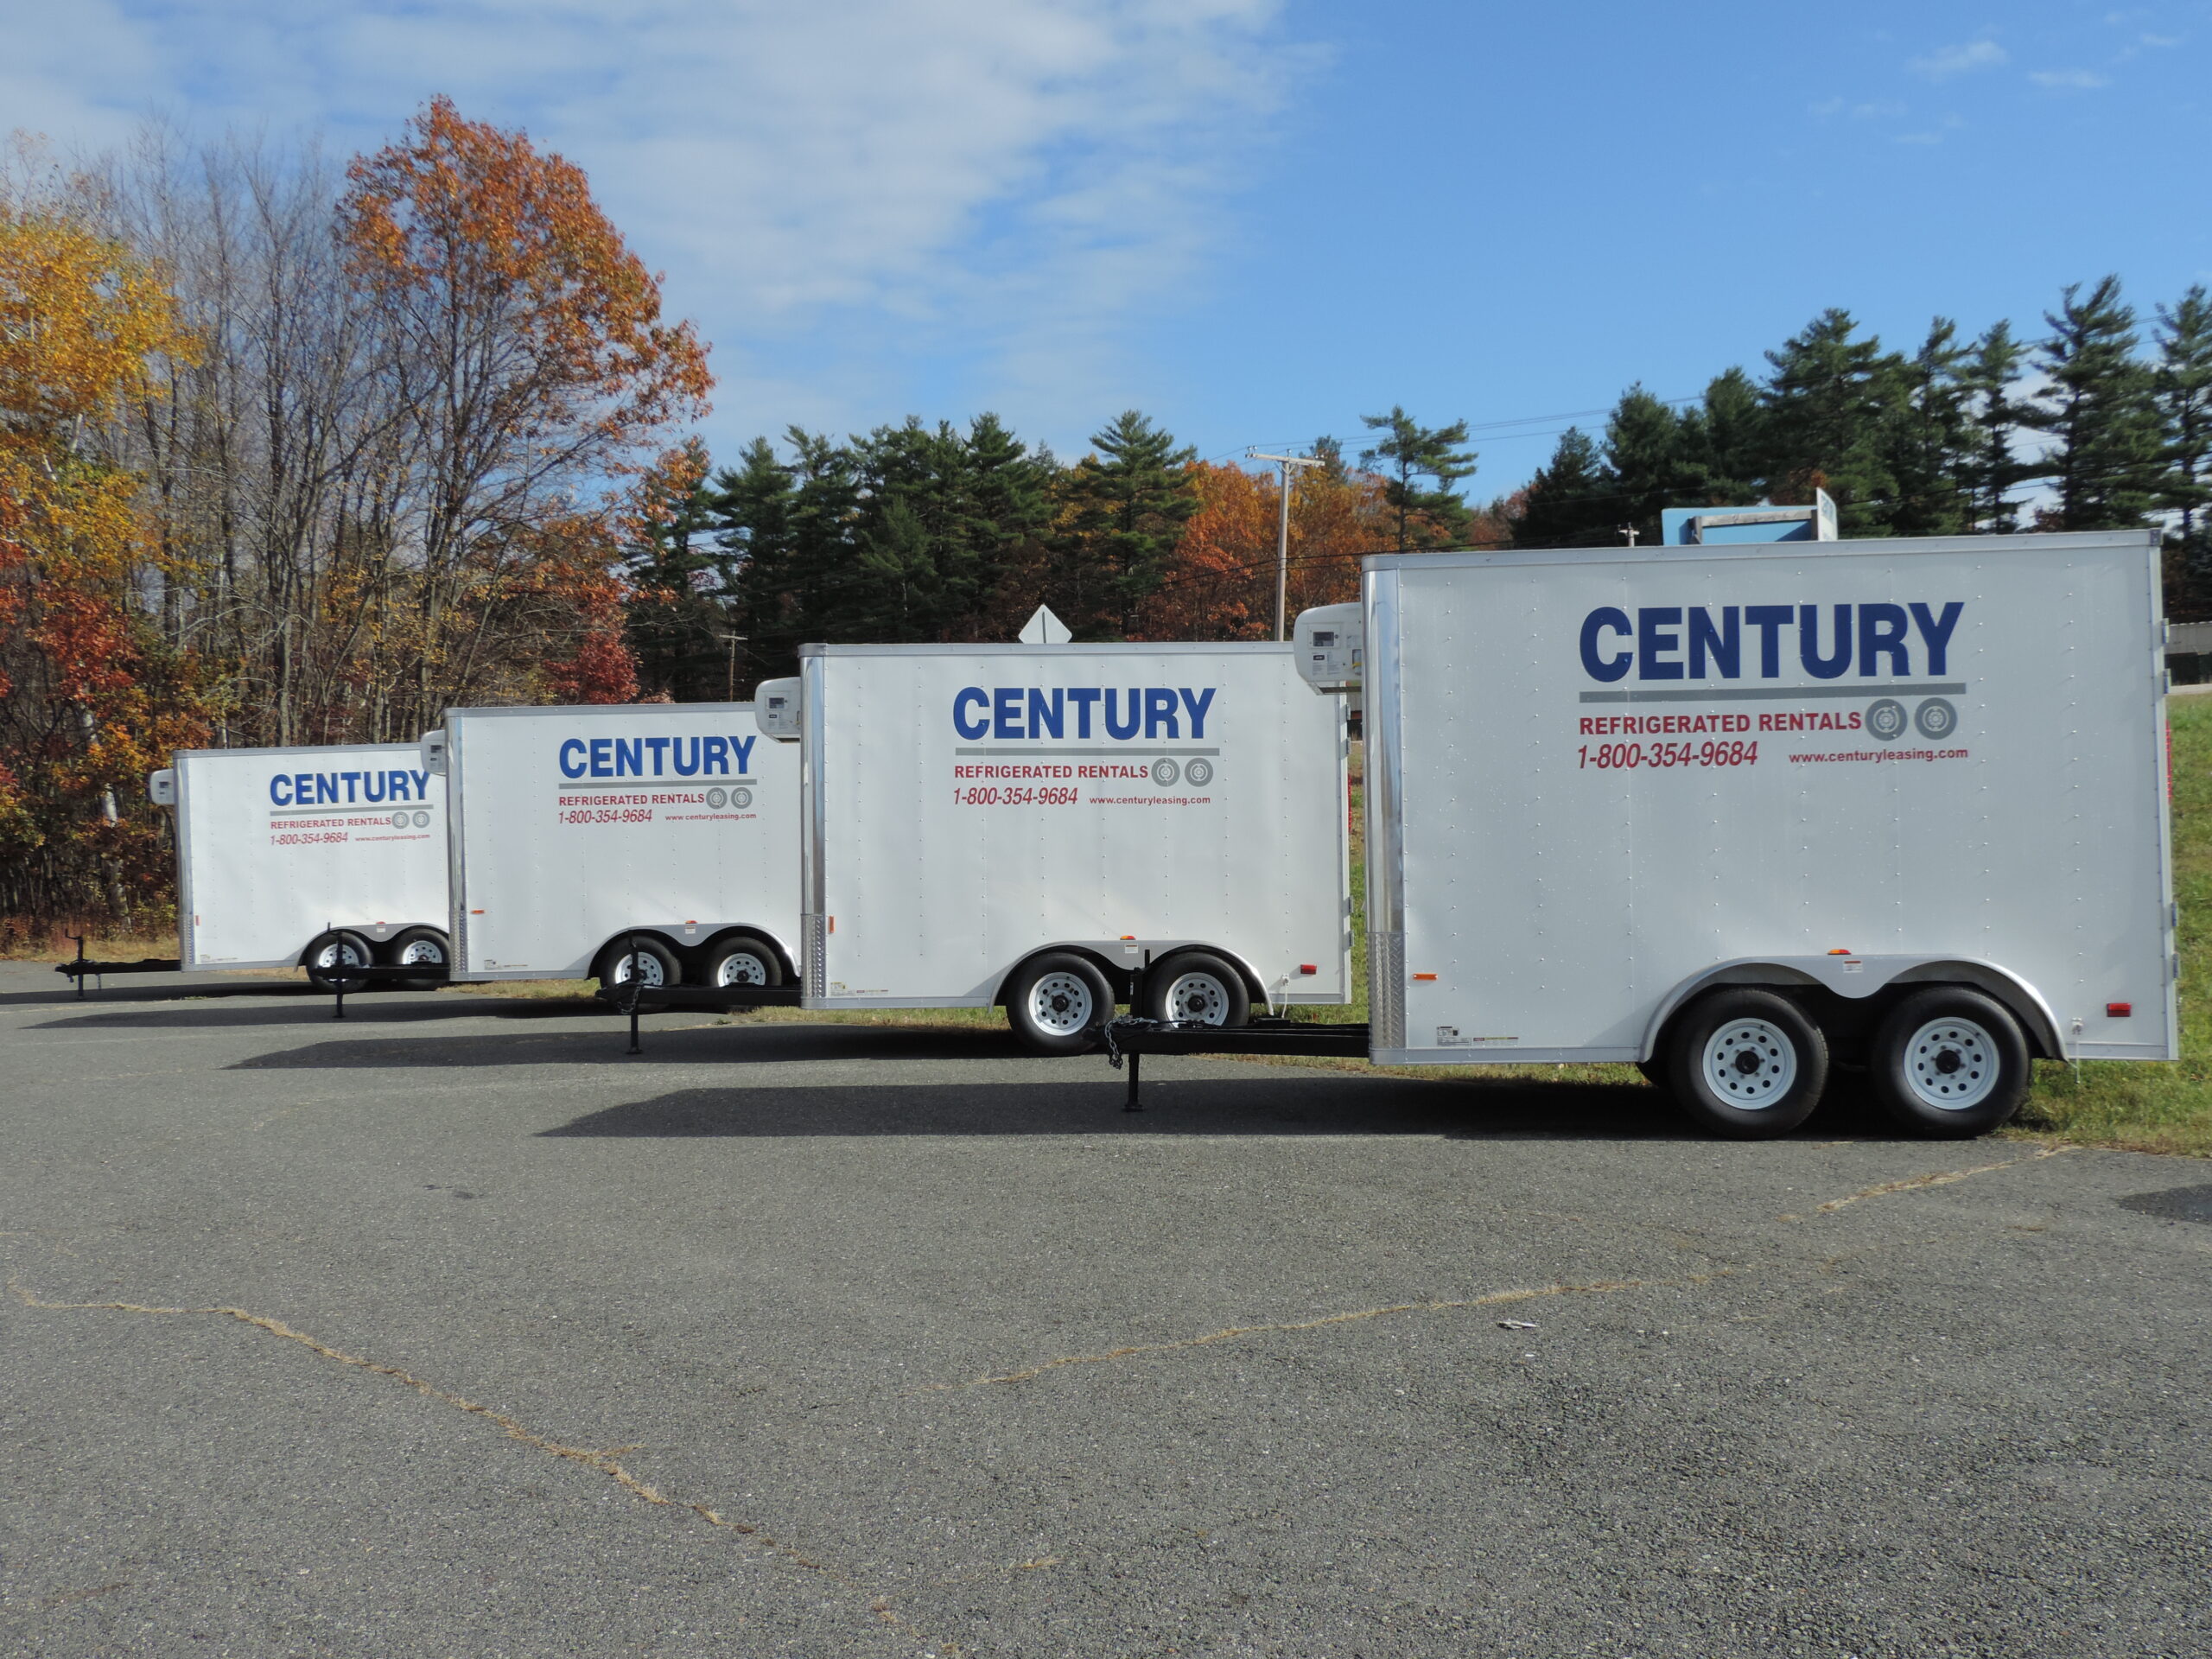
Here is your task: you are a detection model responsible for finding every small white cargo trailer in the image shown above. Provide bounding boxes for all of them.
[754,641,1351,1053]
[142,743,451,988]
[1113,529,2177,1139]
[427,702,801,993]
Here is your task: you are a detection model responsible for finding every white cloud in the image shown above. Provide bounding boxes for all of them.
[2029,67,2113,89]
[1907,39,2009,79]
[0,0,1310,451]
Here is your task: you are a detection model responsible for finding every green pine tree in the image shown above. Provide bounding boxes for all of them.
[1676,367,1765,505]
[1883,319,1977,538]
[1758,308,1902,534]
[1358,405,1478,550]
[710,428,862,683]
[623,440,734,699]
[1958,321,2030,534]
[1605,385,1694,543]
[1514,426,1618,548]
[847,414,1054,641]
[1050,410,1198,638]
[2022,276,2162,530]
[2154,284,2212,607]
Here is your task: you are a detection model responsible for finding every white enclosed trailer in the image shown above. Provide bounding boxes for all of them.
[144,743,450,988]
[755,641,1351,1052]
[427,702,801,992]
[1276,527,2173,1138]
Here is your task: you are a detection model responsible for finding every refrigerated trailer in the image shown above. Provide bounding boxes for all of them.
[754,641,1351,1052]
[426,702,800,995]
[109,743,451,989]
[1113,529,2177,1139]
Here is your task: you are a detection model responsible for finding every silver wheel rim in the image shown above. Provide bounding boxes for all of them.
[316,941,368,970]
[715,950,768,988]
[1027,972,1095,1037]
[613,952,666,988]
[1164,970,1232,1026]
[1903,1016,1999,1109]
[399,940,443,966]
[1700,1017,1797,1108]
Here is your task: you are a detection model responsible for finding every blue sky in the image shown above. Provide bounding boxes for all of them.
[4,1,2207,491]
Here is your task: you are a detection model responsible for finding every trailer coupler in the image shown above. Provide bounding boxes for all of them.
[54,935,183,997]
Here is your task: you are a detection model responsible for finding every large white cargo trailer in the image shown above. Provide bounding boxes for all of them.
[147,743,451,987]
[755,642,1351,1052]
[1271,528,2175,1138]
[428,702,801,992]
[1114,530,2175,1137]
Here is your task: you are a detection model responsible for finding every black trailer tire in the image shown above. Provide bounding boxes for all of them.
[1666,988,1828,1139]
[1005,952,1114,1056]
[384,925,450,991]
[303,929,374,993]
[596,936,679,1011]
[1139,950,1252,1028]
[1868,988,2031,1138]
[704,934,783,990]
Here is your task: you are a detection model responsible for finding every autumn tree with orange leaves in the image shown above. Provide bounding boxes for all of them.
[0,193,206,922]
[1133,448,1397,641]
[335,95,711,729]
[0,107,715,925]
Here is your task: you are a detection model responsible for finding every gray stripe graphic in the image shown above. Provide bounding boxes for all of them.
[957,747,1221,756]
[1580,682,1966,704]
[556,776,754,786]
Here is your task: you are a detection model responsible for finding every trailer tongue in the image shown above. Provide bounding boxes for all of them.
[1102,1015,1370,1109]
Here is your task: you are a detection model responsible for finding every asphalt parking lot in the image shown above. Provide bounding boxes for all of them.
[3,964,2208,1657]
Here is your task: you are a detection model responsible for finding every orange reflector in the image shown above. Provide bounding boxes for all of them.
[1827,947,1852,956]
[1120,934,1135,940]
[827,917,835,933]
[1413,972,1438,982]
[2107,1001,2132,1018]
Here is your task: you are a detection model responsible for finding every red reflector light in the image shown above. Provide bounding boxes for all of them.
[2107,1002,2132,1018]
[1299,963,1318,975]
[1412,972,1438,982]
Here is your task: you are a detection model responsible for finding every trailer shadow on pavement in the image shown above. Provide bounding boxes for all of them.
[529,1075,1785,1142]
[0,979,323,1007]
[25,993,609,1029]
[224,1021,1036,1069]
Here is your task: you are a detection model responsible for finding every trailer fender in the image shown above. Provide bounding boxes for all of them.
[988,944,1268,1011]
[1643,957,2064,1064]
[592,931,686,988]
[994,944,1130,1008]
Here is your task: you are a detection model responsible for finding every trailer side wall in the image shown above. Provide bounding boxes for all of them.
[1367,531,2174,1065]
[802,645,1349,1007]
[445,703,800,980]
[175,743,448,969]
